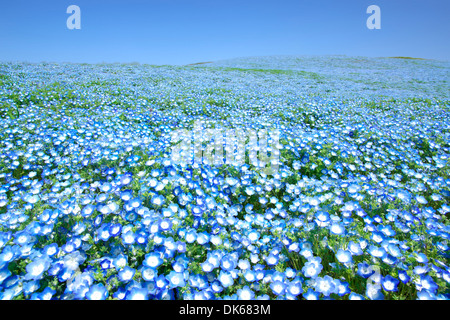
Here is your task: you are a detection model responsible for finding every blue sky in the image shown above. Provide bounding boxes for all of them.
[0,0,449,65]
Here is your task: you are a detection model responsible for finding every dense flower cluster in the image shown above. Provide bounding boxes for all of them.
[0,56,449,300]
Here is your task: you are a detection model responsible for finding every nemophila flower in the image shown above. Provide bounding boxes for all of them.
[302,261,322,278]
[243,269,257,282]
[334,280,350,297]
[0,247,17,266]
[120,190,133,201]
[185,229,197,243]
[121,230,136,245]
[201,261,214,273]
[196,232,210,245]
[86,283,108,300]
[23,280,40,296]
[175,241,186,253]
[109,224,122,237]
[265,253,279,266]
[220,255,236,271]
[386,243,401,258]
[25,256,51,280]
[315,275,336,297]
[13,231,32,246]
[237,285,255,300]
[270,280,286,296]
[349,292,365,300]
[124,287,148,300]
[141,267,157,281]
[97,225,111,242]
[218,271,234,288]
[300,247,313,259]
[286,281,302,296]
[413,265,429,275]
[415,253,429,264]
[381,275,399,292]
[41,243,58,257]
[371,232,385,243]
[357,262,375,279]
[415,274,438,293]
[330,223,345,236]
[189,274,209,290]
[151,195,165,206]
[348,241,363,255]
[119,174,133,186]
[238,259,251,270]
[416,290,437,300]
[99,257,113,270]
[30,287,56,300]
[366,283,384,300]
[368,245,387,259]
[382,254,397,266]
[271,271,286,283]
[118,266,136,282]
[81,204,95,217]
[166,271,185,288]
[303,288,319,300]
[153,274,168,290]
[397,270,410,284]
[143,252,164,269]
[210,234,222,246]
[314,211,330,227]
[336,249,352,264]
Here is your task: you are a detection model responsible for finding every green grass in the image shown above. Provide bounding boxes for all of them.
[387,56,426,60]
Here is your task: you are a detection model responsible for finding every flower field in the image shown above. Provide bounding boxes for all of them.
[0,55,449,300]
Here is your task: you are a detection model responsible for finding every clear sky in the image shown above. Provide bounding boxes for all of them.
[0,0,449,65]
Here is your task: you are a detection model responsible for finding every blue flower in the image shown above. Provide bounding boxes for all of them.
[368,245,386,259]
[349,292,365,300]
[218,271,234,288]
[118,266,136,282]
[315,275,337,296]
[286,281,302,296]
[270,280,286,296]
[348,241,363,255]
[365,283,384,300]
[113,254,128,270]
[211,280,223,293]
[302,261,322,278]
[416,290,437,300]
[303,288,319,300]
[243,269,257,282]
[166,271,185,288]
[398,270,411,283]
[314,211,330,227]
[126,287,148,300]
[113,287,128,300]
[25,256,51,280]
[335,280,351,297]
[381,275,399,292]
[86,283,108,300]
[155,274,169,289]
[265,253,279,266]
[415,274,438,293]
[329,223,346,236]
[201,261,214,273]
[143,252,164,269]
[237,285,255,300]
[336,249,352,264]
[220,255,236,271]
